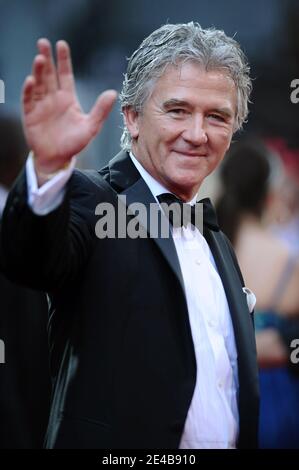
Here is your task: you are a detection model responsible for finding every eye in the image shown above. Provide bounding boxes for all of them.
[168,108,187,116]
[208,113,225,122]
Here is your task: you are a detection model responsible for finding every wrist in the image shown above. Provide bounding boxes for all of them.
[30,152,74,187]
[32,153,72,181]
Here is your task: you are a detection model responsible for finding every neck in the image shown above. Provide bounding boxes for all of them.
[130,149,200,203]
[164,185,199,202]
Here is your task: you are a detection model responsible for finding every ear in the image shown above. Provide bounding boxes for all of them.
[123,106,139,139]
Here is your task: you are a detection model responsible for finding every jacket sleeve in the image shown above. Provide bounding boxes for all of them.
[0,167,100,293]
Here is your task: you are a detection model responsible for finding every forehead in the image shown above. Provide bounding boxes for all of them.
[149,61,237,111]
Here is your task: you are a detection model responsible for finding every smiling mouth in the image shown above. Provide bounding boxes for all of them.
[173,150,207,158]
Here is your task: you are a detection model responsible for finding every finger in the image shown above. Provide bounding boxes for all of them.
[32,54,47,100]
[22,75,36,114]
[88,90,118,136]
[56,40,75,93]
[37,38,58,93]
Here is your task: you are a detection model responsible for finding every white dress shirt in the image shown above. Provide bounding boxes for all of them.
[26,152,239,449]
[26,152,76,215]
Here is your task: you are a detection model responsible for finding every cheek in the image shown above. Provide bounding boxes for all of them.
[210,130,232,151]
[159,121,183,143]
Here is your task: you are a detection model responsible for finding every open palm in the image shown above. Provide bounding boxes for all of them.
[22,39,117,174]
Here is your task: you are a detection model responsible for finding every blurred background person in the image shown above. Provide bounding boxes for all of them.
[0,111,50,448]
[216,138,299,448]
[265,138,299,257]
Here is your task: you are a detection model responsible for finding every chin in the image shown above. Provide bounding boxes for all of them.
[176,173,203,188]
[169,177,200,197]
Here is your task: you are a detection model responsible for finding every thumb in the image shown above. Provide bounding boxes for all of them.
[88,89,118,136]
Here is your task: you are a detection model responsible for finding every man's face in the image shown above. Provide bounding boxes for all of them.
[124,61,237,201]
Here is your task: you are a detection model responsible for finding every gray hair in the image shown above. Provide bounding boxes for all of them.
[120,22,252,151]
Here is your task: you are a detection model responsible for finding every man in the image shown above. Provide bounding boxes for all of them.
[0,22,259,449]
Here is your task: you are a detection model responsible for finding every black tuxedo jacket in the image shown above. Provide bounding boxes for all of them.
[0,219,50,448]
[0,150,259,449]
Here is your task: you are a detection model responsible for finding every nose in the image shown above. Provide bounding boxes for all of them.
[182,115,208,146]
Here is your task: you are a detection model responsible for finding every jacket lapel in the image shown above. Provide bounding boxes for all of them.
[204,228,254,350]
[204,227,259,446]
[104,151,185,294]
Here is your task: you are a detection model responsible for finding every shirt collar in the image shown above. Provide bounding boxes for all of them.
[129,152,197,205]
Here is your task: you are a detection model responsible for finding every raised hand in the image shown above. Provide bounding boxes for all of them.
[22,38,117,175]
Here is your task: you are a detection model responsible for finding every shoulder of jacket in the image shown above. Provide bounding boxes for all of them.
[71,168,114,195]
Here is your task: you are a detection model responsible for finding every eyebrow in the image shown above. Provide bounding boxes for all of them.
[162,99,190,109]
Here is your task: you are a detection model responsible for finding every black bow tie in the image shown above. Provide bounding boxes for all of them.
[157,193,219,231]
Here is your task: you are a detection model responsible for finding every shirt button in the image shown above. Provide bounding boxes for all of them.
[218,382,223,389]
[195,259,201,265]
